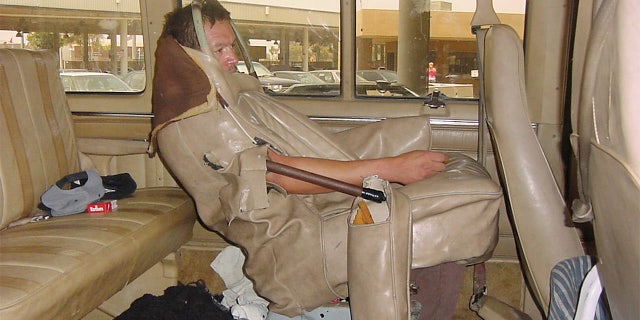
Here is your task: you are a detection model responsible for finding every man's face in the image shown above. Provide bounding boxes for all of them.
[204,19,239,73]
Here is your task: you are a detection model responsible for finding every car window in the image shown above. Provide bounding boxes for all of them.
[0,1,524,99]
[60,72,135,92]
[355,1,525,99]
[310,71,340,83]
[237,61,273,77]
[273,71,325,84]
[223,1,340,97]
[226,1,524,99]
[0,0,145,93]
[122,70,146,91]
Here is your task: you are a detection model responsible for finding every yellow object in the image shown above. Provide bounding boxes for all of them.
[353,201,374,225]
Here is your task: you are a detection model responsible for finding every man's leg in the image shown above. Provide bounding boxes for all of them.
[410,262,465,320]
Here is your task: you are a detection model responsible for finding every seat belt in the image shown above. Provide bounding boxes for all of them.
[469,0,500,313]
[471,0,500,169]
[468,2,543,319]
[191,0,212,56]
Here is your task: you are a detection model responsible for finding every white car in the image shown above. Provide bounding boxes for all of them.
[236,61,299,93]
[60,71,135,92]
[310,69,371,84]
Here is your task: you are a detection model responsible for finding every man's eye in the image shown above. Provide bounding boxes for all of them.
[213,45,234,55]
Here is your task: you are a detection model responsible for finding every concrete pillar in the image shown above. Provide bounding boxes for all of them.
[82,33,89,70]
[119,20,128,76]
[397,0,431,94]
[333,39,339,69]
[281,29,289,66]
[302,27,309,71]
[110,32,117,74]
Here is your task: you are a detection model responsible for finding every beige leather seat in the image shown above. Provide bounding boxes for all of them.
[482,23,585,312]
[470,1,584,317]
[0,49,196,319]
[472,0,638,318]
[152,35,503,317]
[570,0,639,318]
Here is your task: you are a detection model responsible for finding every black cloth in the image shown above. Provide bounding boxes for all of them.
[115,280,233,320]
[101,173,137,200]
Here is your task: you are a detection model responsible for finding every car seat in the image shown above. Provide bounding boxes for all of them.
[569,0,639,318]
[470,0,584,318]
[471,0,638,319]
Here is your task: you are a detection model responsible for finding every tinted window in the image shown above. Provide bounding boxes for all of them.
[0,0,145,93]
[0,1,525,99]
[226,1,340,96]
[355,1,526,99]
[60,72,135,92]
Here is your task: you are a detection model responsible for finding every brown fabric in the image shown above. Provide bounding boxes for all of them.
[410,263,466,320]
[152,36,210,130]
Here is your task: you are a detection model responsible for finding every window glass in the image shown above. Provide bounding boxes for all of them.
[356,0,526,99]
[0,1,525,98]
[225,1,340,96]
[0,0,144,93]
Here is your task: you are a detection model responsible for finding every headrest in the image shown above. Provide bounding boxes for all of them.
[41,170,106,216]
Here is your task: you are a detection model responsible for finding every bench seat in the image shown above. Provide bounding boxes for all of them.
[0,48,197,319]
[0,188,195,319]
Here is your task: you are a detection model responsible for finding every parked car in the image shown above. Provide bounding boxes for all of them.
[236,61,300,93]
[357,69,399,83]
[121,70,146,91]
[310,69,371,84]
[272,71,325,84]
[60,71,135,92]
[310,69,341,83]
[283,82,419,97]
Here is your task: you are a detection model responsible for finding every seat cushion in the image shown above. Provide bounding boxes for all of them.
[0,187,196,320]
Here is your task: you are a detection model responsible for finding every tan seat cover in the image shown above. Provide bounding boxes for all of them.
[154,43,502,316]
[570,0,640,317]
[481,24,584,314]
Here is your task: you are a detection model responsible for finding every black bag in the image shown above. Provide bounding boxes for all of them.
[101,173,137,200]
[115,280,233,320]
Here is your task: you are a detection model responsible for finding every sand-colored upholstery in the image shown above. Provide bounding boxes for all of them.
[153,39,503,316]
[570,0,640,318]
[473,12,585,317]
[0,48,196,319]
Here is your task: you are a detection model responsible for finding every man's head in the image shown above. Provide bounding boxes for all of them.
[162,1,239,73]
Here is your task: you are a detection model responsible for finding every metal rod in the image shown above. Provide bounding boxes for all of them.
[266,160,386,203]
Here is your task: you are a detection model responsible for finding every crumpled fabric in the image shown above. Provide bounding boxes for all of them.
[548,255,609,320]
[211,246,269,320]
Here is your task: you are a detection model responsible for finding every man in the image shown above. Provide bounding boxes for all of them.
[156,2,466,319]
[160,1,448,195]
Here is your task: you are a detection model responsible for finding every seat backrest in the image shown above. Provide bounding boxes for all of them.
[479,22,584,315]
[0,49,80,229]
[571,0,640,318]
